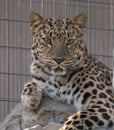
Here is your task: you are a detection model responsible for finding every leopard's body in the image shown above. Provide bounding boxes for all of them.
[22,12,114,130]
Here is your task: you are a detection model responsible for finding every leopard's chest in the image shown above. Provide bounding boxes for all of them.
[32,74,83,110]
[33,75,66,99]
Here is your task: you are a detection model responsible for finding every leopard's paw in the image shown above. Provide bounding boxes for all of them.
[21,81,42,111]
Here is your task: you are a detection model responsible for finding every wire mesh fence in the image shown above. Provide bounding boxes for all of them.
[0,0,114,122]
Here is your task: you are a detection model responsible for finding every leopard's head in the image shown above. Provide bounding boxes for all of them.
[30,12,90,75]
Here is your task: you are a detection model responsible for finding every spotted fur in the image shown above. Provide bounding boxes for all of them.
[22,12,114,130]
[21,81,42,111]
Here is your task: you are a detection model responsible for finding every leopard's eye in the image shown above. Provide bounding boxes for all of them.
[43,38,51,45]
[67,39,75,46]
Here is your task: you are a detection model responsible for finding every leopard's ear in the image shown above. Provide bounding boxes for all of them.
[73,13,87,36]
[29,12,44,34]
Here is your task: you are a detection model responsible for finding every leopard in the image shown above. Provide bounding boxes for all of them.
[21,12,114,130]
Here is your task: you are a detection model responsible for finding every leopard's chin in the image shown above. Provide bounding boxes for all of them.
[51,67,66,76]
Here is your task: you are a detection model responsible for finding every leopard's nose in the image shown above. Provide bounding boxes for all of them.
[53,57,66,64]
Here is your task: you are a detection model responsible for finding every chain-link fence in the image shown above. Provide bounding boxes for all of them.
[0,0,113,122]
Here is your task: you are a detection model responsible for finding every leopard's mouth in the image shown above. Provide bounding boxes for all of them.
[54,67,63,72]
[51,67,66,75]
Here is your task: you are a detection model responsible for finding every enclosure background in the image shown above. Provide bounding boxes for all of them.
[0,0,114,122]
